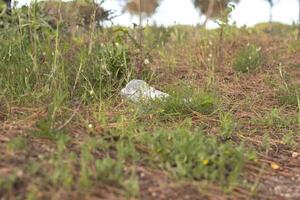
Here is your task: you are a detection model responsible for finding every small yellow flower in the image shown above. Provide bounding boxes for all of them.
[270,162,280,170]
[202,159,209,165]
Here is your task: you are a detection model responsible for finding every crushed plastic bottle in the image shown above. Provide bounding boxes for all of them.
[121,80,169,102]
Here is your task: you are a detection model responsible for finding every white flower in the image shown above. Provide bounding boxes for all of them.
[88,124,93,129]
[144,59,150,65]
[256,47,261,52]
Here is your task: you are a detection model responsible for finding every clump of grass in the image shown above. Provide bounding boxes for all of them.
[282,131,296,149]
[266,108,288,128]
[74,42,134,100]
[136,85,216,121]
[7,136,27,151]
[219,112,235,139]
[160,89,215,117]
[233,44,262,73]
[277,87,299,106]
[26,184,39,200]
[148,127,250,190]
[78,139,139,196]
[95,157,139,197]
[116,140,140,162]
[254,108,296,128]
[261,132,271,152]
[95,157,124,184]
[0,172,18,192]
[0,5,137,103]
[276,63,299,106]
[50,151,75,190]
[288,40,300,54]
[33,118,70,141]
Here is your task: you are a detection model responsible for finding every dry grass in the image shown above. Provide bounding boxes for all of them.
[1,21,300,199]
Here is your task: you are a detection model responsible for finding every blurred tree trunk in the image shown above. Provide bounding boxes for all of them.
[298,0,300,39]
[203,0,215,27]
[5,0,11,14]
[268,0,273,23]
[137,0,143,77]
[138,0,142,26]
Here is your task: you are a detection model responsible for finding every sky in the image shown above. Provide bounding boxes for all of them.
[17,0,300,28]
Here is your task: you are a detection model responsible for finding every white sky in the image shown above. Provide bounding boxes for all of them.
[17,0,300,28]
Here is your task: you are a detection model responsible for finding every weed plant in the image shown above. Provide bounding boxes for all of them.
[147,127,250,190]
[233,44,262,73]
[0,6,137,103]
[2,3,292,199]
[7,136,27,151]
[136,84,216,121]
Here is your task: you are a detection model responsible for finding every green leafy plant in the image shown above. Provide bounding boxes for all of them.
[276,79,299,107]
[261,132,271,152]
[116,140,140,162]
[233,44,262,73]
[49,152,75,189]
[220,112,234,139]
[276,63,300,106]
[95,157,139,197]
[7,136,27,151]
[252,108,297,129]
[33,117,70,142]
[95,158,124,184]
[137,85,216,121]
[282,131,296,149]
[0,172,18,192]
[277,89,299,106]
[149,127,248,190]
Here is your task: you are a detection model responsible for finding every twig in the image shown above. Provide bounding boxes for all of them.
[57,104,81,130]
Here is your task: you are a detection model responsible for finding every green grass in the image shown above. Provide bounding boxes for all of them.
[252,108,297,129]
[1,4,299,199]
[134,84,217,121]
[219,112,235,139]
[146,127,250,189]
[7,136,27,151]
[282,131,297,149]
[233,44,263,73]
[0,9,138,103]
[277,87,299,106]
